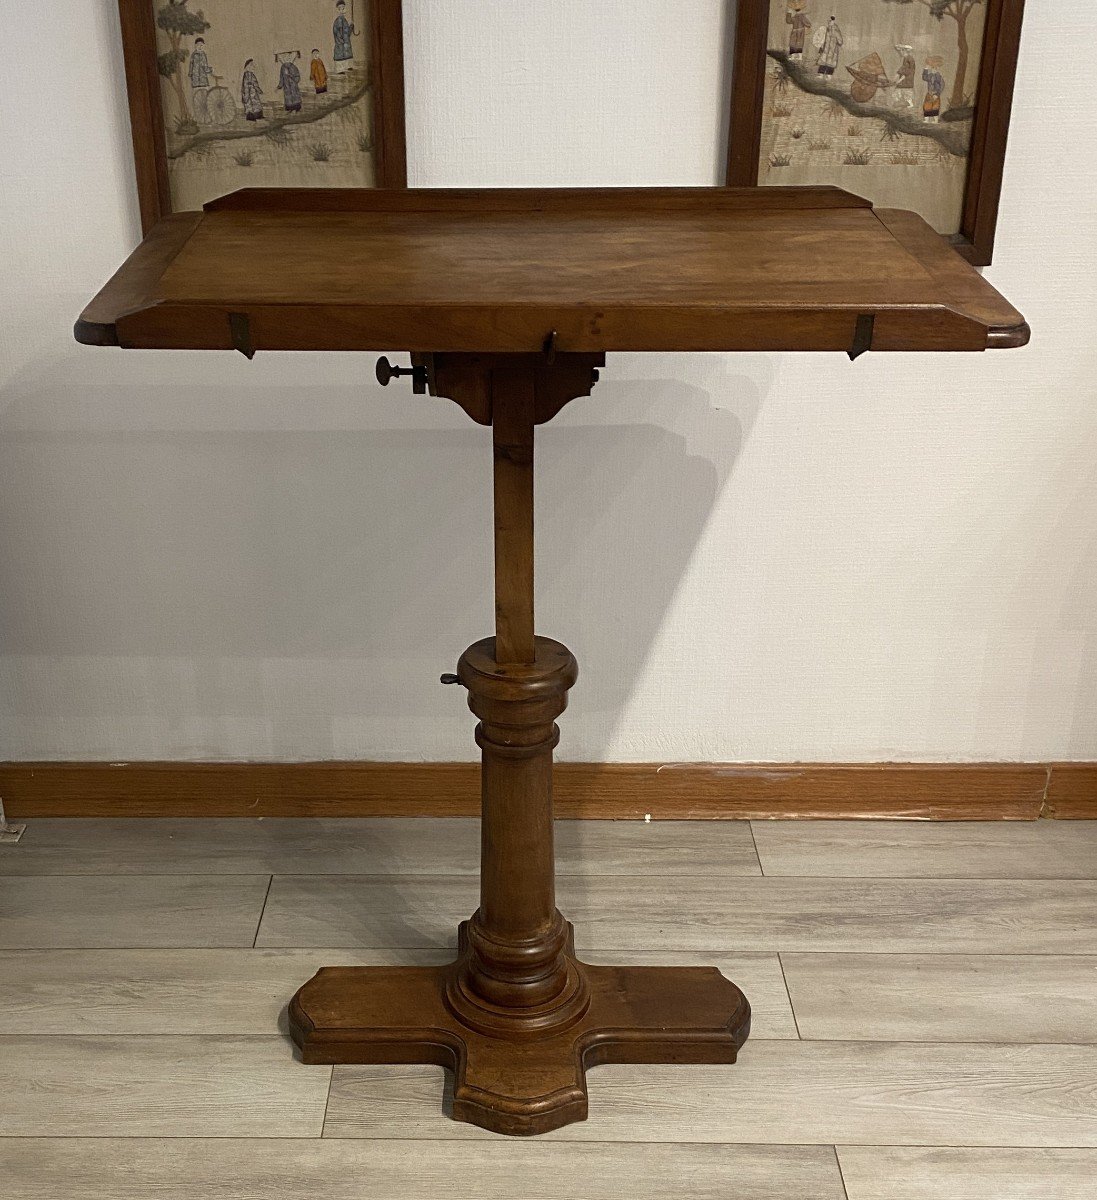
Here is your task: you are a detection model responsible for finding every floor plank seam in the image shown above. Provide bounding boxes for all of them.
[252,872,1097,882]
[831,1145,852,1200]
[10,1038,1097,1046]
[318,1065,335,1140]
[776,951,804,1040]
[3,1136,1097,1148]
[4,947,1092,957]
[252,875,274,948]
[6,1034,1095,1045]
[5,870,1081,881]
[15,946,1096,957]
[248,948,1097,958]
[6,1035,1091,1050]
[0,872,280,879]
[0,1033,300,1039]
[7,1138,1088,1147]
[748,820,766,876]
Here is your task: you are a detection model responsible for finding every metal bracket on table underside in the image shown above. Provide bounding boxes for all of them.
[848,314,875,361]
[229,312,255,359]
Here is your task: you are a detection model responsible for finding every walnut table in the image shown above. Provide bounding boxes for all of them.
[77,186,1028,1135]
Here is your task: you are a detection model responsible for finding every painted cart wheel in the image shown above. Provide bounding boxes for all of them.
[192,88,211,126]
[207,83,237,127]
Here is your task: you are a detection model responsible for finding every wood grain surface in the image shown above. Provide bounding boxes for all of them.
[75,187,1028,354]
[324,1043,1097,1144]
[159,208,936,306]
[0,1036,330,1136]
[838,1146,1097,1199]
[255,875,1097,954]
[0,874,270,948]
[0,947,794,1040]
[1044,765,1097,818]
[782,953,1097,1042]
[73,212,201,345]
[0,818,761,877]
[752,819,1097,878]
[0,1139,847,1200]
[0,760,1055,819]
[1,817,1095,1193]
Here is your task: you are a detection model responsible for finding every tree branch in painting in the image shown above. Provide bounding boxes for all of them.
[768,51,970,156]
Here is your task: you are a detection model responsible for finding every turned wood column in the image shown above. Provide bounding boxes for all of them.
[441,360,590,1036]
[444,363,589,1037]
[446,637,585,1036]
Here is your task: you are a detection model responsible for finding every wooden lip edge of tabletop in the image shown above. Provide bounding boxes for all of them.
[85,305,1029,355]
[0,760,1077,821]
[202,184,877,215]
[101,305,1023,355]
[73,212,204,348]
[873,208,1029,349]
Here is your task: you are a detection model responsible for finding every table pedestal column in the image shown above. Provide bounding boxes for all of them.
[289,354,750,1136]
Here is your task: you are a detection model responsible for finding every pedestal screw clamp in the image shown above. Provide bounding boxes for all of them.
[376,357,429,393]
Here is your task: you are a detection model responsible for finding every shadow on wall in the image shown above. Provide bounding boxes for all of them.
[0,350,769,760]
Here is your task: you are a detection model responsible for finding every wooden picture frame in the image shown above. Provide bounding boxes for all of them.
[726,0,1024,265]
[118,0,407,232]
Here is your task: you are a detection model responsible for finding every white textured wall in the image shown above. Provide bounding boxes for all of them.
[0,1,1094,764]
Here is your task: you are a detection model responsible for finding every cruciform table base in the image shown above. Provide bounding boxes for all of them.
[290,923,750,1137]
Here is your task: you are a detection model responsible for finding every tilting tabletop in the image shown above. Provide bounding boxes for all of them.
[76,186,1027,358]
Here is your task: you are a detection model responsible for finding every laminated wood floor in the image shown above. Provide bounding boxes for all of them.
[2,817,1096,1198]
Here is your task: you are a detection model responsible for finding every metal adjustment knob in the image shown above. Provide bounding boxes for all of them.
[440,673,462,686]
[376,357,429,393]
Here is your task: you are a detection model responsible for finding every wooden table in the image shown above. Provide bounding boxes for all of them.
[77,186,1027,1136]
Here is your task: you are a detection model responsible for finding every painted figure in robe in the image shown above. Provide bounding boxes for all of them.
[189,37,214,89]
[278,51,303,113]
[893,45,915,108]
[311,50,329,95]
[814,16,844,77]
[922,56,945,122]
[786,1,812,61]
[241,59,264,121]
[334,1,355,73]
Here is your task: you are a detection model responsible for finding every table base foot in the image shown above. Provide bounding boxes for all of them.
[289,945,750,1136]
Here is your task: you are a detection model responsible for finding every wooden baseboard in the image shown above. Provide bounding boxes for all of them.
[0,760,1075,820]
[1043,764,1097,819]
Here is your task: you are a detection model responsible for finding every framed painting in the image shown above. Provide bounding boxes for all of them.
[726,1,1024,265]
[118,0,407,232]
